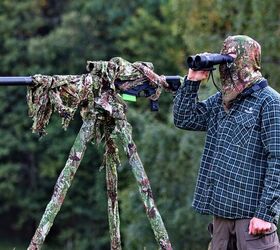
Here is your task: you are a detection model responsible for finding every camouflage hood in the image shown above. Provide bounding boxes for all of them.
[219,35,264,108]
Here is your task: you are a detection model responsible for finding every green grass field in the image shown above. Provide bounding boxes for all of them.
[0,241,25,250]
[0,241,61,250]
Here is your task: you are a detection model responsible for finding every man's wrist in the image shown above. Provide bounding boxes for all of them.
[182,77,201,92]
[254,205,277,224]
[184,77,200,86]
[187,76,202,81]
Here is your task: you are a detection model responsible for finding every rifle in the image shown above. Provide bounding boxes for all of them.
[0,75,181,111]
[0,69,179,249]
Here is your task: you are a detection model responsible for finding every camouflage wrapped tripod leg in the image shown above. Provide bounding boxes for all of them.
[27,119,95,250]
[114,120,172,250]
[104,123,122,250]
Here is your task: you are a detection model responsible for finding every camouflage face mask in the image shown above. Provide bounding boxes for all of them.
[219,35,263,108]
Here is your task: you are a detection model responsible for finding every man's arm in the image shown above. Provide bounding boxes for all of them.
[173,69,213,131]
[254,99,280,228]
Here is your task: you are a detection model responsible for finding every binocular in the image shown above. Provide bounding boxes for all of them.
[187,53,234,71]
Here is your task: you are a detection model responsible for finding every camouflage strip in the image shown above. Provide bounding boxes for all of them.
[132,63,169,101]
[104,122,122,250]
[28,74,93,135]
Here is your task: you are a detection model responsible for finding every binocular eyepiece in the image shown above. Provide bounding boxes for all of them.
[187,53,234,71]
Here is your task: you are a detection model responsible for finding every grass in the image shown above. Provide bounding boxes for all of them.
[0,241,61,250]
[0,241,25,250]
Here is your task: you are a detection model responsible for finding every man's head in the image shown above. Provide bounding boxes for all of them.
[219,35,263,106]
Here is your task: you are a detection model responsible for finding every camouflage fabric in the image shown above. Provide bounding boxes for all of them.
[27,57,172,250]
[27,57,167,136]
[219,35,264,107]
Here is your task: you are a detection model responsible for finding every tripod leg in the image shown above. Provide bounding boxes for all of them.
[115,121,172,250]
[105,130,122,250]
[28,120,95,250]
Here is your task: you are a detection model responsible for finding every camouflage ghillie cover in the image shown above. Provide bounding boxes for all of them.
[219,35,264,106]
[27,57,167,136]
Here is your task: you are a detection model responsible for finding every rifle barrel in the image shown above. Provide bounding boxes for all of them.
[0,75,182,90]
[0,76,33,86]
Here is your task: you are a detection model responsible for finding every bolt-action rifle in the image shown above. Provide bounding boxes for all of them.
[0,75,181,111]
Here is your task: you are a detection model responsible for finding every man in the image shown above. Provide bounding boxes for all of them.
[173,35,280,249]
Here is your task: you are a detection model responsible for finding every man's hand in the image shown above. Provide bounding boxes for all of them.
[187,68,209,81]
[249,217,271,235]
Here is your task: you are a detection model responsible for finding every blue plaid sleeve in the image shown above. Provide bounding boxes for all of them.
[173,78,217,131]
[255,99,280,223]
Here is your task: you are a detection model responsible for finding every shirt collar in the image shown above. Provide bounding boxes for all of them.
[241,78,268,98]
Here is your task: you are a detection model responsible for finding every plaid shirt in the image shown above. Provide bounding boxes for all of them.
[173,79,280,224]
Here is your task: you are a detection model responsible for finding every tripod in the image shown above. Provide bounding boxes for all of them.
[23,58,173,250]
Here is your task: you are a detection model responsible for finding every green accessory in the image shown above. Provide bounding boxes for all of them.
[121,93,137,102]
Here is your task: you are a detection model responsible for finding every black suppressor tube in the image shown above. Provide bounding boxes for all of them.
[187,53,234,70]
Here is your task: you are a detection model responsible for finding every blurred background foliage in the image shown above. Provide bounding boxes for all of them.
[0,0,279,249]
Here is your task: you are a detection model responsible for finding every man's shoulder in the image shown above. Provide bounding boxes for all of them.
[206,91,222,103]
[256,86,280,105]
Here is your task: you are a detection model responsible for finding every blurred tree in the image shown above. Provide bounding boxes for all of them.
[0,0,109,249]
[0,0,279,249]
[173,0,280,86]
